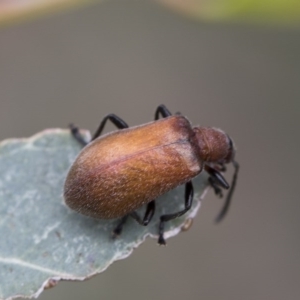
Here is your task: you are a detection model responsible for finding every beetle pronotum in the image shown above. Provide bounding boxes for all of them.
[64,105,239,245]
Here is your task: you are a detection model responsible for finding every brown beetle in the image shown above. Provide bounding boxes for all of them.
[64,105,239,245]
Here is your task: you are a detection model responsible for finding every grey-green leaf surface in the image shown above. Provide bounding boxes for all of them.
[0,129,209,300]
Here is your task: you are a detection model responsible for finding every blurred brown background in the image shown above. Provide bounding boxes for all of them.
[1,1,300,299]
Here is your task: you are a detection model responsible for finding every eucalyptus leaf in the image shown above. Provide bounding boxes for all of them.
[157,0,300,25]
[0,0,299,28]
[0,129,209,300]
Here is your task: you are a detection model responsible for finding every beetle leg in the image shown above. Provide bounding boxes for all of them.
[69,123,89,146]
[205,165,229,189]
[218,164,227,172]
[208,177,223,198]
[215,160,239,223]
[158,181,194,245]
[154,104,172,120]
[130,200,156,226]
[91,114,129,141]
[112,215,129,238]
[70,114,129,146]
[112,201,155,239]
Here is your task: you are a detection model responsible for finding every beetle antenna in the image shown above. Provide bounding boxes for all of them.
[215,160,239,223]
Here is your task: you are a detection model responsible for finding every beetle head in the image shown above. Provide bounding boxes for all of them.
[193,126,239,222]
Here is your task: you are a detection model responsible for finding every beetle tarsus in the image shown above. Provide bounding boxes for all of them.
[158,235,166,246]
[158,218,166,245]
[208,177,224,198]
[112,215,128,238]
[69,123,88,146]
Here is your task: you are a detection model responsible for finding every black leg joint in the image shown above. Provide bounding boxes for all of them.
[92,114,129,141]
[130,200,156,226]
[154,105,172,120]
